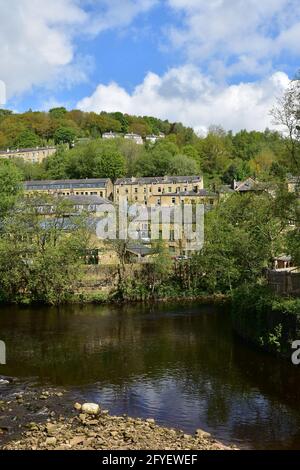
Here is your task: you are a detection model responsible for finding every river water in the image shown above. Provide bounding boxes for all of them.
[0,301,300,449]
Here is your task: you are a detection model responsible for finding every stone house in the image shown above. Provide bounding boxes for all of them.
[114,176,204,205]
[0,146,56,164]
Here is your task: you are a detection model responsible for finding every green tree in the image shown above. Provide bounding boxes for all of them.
[169,154,199,176]
[14,129,41,148]
[54,126,77,145]
[65,140,126,180]
[0,195,91,304]
[49,107,68,119]
[190,192,287,293]
[146,241,173,297]
[0,160,23,216]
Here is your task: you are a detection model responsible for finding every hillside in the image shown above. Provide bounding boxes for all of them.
[0,108,295,185]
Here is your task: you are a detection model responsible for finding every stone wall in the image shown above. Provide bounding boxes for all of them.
[267,270,300,296]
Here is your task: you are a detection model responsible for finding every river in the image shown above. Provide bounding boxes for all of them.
[0,301,300,450]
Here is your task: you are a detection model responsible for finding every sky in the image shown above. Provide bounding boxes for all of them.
[0,0,299,133]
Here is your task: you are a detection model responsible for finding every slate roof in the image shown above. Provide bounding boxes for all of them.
[0,147,55,155]
[24,179,111,191]
[115,176,202,185]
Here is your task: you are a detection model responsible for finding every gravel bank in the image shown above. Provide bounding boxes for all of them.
[3,409,232,450]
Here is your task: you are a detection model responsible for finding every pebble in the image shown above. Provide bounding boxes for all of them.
[0,379,9,385]
[81,403,100,416]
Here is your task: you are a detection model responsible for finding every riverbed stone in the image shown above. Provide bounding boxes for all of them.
[195,429,211,439]
[46,423,59,436]
[81,403,100,415]
[0,390,234,451]
[45,437,57,446]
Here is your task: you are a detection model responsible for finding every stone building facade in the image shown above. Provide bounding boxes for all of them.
[114,176,204,205]
[0,146,56,164]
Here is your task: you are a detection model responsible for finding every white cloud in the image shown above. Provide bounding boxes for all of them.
[77,66,290,133]
[167,0,300,77]
[86,0,158,35]
[0,0,157,99]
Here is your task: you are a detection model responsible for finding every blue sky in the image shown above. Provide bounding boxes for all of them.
[0,0,299,133]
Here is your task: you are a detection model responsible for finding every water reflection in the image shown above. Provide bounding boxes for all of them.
[0,302,300,449]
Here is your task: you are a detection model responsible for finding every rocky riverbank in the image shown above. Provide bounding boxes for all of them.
[3,404,232,451]
[0,381,234,451]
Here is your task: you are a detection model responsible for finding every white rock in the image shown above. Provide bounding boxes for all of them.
[81,403,100,416]
[0,379,9,385]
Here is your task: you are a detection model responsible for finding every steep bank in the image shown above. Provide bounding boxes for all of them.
[231,284,300,358]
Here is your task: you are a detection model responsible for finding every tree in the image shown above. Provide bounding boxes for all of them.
[118,139,145,177]
[0,195,92,304]
[271,76,300,172]
[14,129,41,148]
[232,130,263,161]
[0,109,13,120]
[134,148,173,176]
[134,140,181,177]
[49,107,67,119]
[0,160,23,216]
[54,126,77,146]
[65,140,126,181]
[169,154,199,176]
[44,146,68,179]
[249,149,275,178]
[145,241,173,297]
[196,130,232,175]
[189,192,287,293]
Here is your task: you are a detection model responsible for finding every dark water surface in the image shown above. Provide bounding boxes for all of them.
[0,302,300,449]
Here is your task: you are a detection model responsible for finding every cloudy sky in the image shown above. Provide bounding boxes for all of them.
[0,0,298,133]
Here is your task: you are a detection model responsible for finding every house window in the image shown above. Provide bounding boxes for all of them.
[172,197,176,204]
[158,187,162,193]
[117,189,119,194]
[100,191,103,197]
[157,198,161,205]
[125,189,129,194]
[176,187,180,193]
[135,188,138,193]
[144,187,147,193]
[168,187,172,192]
